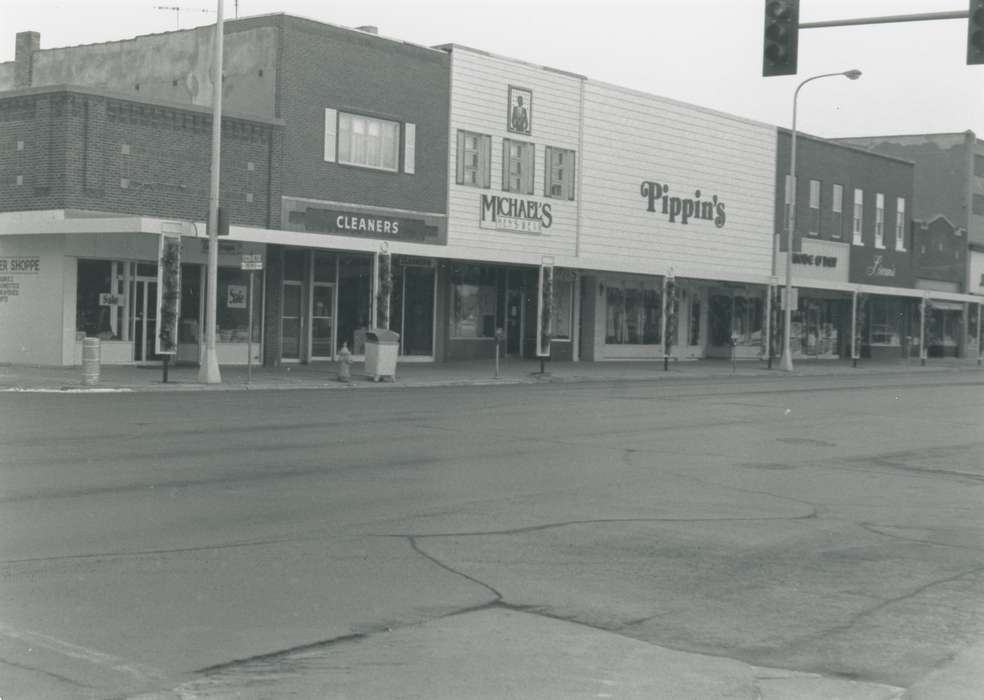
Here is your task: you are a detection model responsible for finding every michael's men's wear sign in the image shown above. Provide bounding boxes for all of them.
[284,199,447,245]
[479,194,553,233]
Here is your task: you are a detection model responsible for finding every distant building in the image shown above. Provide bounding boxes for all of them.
[837,132,983,357]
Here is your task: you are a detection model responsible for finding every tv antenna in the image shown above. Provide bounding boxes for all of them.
[155,5,216,30]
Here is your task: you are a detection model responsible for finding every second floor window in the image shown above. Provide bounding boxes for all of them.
[853,188,864,245]
[831,184,843,239]
[456,130,491,188]
[895,197,906,250]
[338,113,399,171]
[503,138,534,194]
[808,179,821,236]
[545,146,576,200]
[875,193,885,249]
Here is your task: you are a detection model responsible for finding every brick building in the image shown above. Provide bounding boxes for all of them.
[0,16,450,366]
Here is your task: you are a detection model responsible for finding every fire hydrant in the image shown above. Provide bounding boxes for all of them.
[337,342,352,382]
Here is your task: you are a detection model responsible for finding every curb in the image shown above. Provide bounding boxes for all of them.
[1,364,980,394]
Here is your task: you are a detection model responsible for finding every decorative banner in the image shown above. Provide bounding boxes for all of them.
[536,263,555,357]
[663,272,678,368]
[376,245,392,329]
[155,235,182,355]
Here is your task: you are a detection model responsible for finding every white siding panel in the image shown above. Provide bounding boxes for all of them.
[447,49,582,261]
[579,81,776,281]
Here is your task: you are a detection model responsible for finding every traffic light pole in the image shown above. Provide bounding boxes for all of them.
[799,11,966,30]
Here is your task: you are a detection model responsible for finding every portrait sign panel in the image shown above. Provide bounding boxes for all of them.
[507,86,532,135]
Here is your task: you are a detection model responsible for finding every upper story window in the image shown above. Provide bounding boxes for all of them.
[852,188,864,245]
[323,108,414,174]
[502,138,534,195]
[831,184,843,239]
[975,154,984,178]
[545,146,576,200]
[808,179,821,236]
[874,193,885,249]
[973,193,984,216]
[456,130,491,188]
[895,197,906,251]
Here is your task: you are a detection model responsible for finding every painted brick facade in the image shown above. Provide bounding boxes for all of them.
[0,87,283,227]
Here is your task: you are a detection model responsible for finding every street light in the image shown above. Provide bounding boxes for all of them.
[779,69,862,372]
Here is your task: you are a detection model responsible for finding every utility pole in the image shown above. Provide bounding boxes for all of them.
[199,0,224,384]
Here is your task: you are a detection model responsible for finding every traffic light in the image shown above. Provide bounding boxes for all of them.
[969,1,984,65]
[763,0,800,77]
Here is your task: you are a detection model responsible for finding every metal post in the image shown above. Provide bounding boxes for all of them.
[495,341,500,379]
[247,269,254,385]
[851,290,858,368]
[977,304,984,367]
[661,275,668,371]
[764,283,773,368]
[920,297,927,367]
[199,0,224,384]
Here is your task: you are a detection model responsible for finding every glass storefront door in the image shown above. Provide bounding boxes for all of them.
[311,283,334,359]
[401,266,434,357]
[132,276,159,363]
[282,281,303,361]
[506,289,525,356]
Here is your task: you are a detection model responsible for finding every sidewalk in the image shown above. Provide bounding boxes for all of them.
[0,356,980,393]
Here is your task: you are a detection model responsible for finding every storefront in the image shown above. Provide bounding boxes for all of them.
[576,80,777,362]
[272,198,448,365]
[0,219,267,366]
[776,239,853,359]
[850,240,916,360]
[446,262,575,361]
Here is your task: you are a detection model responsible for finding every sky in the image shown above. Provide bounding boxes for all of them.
[1,0,982,139]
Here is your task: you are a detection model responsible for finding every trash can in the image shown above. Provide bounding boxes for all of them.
[364,329,400,382]
[82,337,101,386]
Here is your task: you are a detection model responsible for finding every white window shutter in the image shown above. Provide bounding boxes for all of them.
[324,108,337,162]
[403,122,416,174]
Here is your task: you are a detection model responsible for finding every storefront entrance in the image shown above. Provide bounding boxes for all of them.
[131,270,158,363]
[505,289,525,356]
[281,281,303,361]
[310,283,334,359]
[397,264,435,358]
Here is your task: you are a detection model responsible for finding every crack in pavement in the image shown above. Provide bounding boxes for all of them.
[407,535,504,601]
[0,656,96,689]
[383,512,819,540]
[858,522,984,553]
[0,536,310,566]
[783,565,984,650]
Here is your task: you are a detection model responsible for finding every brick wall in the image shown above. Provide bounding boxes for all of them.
[279,17,449,215]
[775,131,915,250]
[0,88,283,227]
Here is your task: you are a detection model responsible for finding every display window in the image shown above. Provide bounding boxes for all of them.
[709,292,762,347]
[450,264,498,339]
[217,268,262,344]
[76,259,126,340]
[605,281,661,345]
[551,273,574,341]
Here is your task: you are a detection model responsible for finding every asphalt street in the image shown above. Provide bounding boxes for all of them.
[1,373,983,699]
